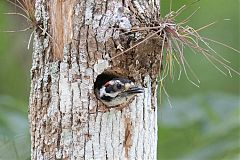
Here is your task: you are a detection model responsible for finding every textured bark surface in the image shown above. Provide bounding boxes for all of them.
[29,0,160,159]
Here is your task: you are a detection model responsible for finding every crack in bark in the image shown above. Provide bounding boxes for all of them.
[124,117,132,159]
[56,61,62,159]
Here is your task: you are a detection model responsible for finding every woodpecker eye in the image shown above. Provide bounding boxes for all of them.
[116,83,123,90]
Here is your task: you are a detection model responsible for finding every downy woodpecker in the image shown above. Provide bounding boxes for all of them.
[95,78,144,107]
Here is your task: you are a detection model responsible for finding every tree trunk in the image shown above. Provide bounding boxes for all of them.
[29,0,160,159]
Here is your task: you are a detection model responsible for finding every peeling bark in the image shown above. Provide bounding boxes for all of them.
[29,0,160,159]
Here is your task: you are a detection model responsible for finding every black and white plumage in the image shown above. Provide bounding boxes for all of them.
[94,77,144,107]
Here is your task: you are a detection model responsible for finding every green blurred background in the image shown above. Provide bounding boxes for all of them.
[0,0,239,159]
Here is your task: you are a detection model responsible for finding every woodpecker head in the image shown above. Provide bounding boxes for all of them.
[95,78,144,107]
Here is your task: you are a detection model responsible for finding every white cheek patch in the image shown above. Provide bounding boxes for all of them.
[105,91,120,97]
[99,86,106,97]
[100,86,119,98]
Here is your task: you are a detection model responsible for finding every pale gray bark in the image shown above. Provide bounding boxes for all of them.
[29,0,160,159]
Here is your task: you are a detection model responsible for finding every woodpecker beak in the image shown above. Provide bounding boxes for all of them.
[125,86,144,94]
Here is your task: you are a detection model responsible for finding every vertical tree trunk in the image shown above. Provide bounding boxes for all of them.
[29,0,160,159]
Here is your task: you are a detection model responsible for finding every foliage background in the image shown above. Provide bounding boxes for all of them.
[0,0,239,159]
